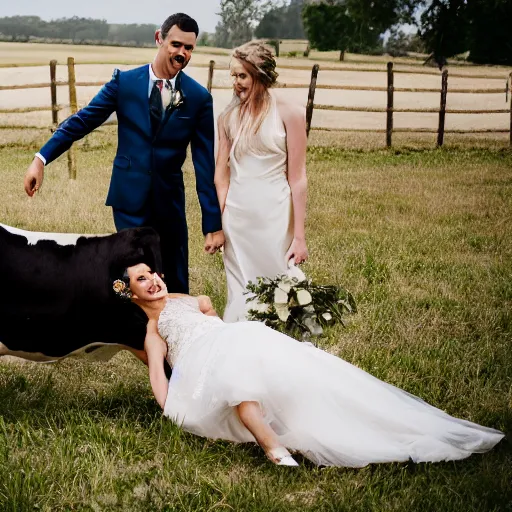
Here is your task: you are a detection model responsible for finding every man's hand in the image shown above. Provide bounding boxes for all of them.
[204,230,225,254]
[24,157,45,197]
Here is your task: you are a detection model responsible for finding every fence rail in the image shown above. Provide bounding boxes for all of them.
[313,105,510,114]
[1,58,511,178]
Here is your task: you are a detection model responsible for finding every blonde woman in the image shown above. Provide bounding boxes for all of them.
[215,42,308,322]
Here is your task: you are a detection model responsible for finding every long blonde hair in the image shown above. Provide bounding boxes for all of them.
[222,42,279,159]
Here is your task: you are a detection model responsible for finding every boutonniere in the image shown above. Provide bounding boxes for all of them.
[163,81,184,110]
[171,89,184,109]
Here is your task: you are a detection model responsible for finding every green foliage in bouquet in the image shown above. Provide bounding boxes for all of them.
[245,275,357,341]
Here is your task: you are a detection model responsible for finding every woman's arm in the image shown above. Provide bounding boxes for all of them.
[214,114,231,214]
[278,100,308,264]
[144,319,169,410]
[197,295,218,317]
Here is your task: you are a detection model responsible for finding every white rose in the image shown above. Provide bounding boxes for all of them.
[274,287,289,304]
[252,301,270,313]
[275,303,290,322]
[172,90,183,108]
[296,289,312,306]
[278,281,291,293]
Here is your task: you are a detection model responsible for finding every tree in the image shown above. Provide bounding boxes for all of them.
[419,0,512,67]
[197,31,215,47]
[385,28,425,57]
[466,0,512,65]
[302,0,416,60]
[255,0,306,39]
[214,0,273,48]
[302,1,353,60]
[0,16,156,46]
[0,16,44,40]
[419,0,467,68]
[255,6,284,39]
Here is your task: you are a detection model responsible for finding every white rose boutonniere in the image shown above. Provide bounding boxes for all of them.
[163,81,185,111]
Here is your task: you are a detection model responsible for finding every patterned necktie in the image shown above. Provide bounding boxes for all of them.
[149,79,163,135]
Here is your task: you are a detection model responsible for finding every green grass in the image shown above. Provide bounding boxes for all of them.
[0,132,511,511]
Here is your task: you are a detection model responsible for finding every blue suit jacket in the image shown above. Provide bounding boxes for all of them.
[39,64,222,235]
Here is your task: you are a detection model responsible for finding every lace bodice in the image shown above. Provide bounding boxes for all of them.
[158,297,225,366]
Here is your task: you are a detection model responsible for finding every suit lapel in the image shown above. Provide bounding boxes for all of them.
[134,65,151,136]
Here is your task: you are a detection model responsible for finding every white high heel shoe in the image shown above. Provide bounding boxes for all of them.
[266,446,299,466]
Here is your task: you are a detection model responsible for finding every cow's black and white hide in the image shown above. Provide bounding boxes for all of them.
[0,223,162,362]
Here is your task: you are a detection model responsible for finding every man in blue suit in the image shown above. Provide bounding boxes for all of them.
[23,13,224,293]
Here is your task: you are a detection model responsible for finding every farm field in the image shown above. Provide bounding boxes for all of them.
[0,42,510,143]
[0,42,511,511]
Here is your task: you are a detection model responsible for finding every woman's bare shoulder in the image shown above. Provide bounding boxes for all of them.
[166,293,189,299]
[275,95,305,124]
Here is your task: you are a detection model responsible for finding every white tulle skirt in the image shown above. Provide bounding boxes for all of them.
[163,322,503,467]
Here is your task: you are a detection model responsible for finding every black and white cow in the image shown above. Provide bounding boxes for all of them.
[0,223,162,362]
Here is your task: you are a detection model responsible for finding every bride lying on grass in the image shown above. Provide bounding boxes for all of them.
[112,262,504,467]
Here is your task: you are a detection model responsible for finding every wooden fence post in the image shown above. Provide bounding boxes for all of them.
[207,60,215,93]
[67,57,77,180]
[386,62,394,148]
[437,70,448,147]
[305,64,319,138]
[509,72,512,147]
[49,60,58,129]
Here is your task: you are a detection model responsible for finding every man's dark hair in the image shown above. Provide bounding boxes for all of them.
[161,13,199,39]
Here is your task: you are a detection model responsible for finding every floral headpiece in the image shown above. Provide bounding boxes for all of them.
[232,42,279,88]
[113,279,132,300]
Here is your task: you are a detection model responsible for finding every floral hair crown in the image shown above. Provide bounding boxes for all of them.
[113,279,132,300]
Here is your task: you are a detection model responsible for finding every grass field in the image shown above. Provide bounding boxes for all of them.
[0,125,511,510]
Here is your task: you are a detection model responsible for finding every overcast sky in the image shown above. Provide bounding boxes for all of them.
[0,0,221,33]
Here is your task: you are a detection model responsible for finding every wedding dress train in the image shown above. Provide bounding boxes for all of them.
[159,297,504,467]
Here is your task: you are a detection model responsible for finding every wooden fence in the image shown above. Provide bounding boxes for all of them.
[1,58,511,178]
[300,62,512,147]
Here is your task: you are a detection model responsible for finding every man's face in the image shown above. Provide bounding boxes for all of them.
[154,25,196,78]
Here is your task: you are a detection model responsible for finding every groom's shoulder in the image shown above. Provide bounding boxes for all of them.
[111,65,148,81]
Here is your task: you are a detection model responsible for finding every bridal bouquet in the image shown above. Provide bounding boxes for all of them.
[245,274,356,341]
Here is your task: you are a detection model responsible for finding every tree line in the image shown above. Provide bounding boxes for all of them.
[212,0,511,66]
[1,1,510,66]
[301,0,511,66]
[0,16,157,46]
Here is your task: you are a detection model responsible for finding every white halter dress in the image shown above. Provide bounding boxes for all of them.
[222,94,294,322]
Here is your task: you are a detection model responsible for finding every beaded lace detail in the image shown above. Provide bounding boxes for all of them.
[158,297,224,366]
